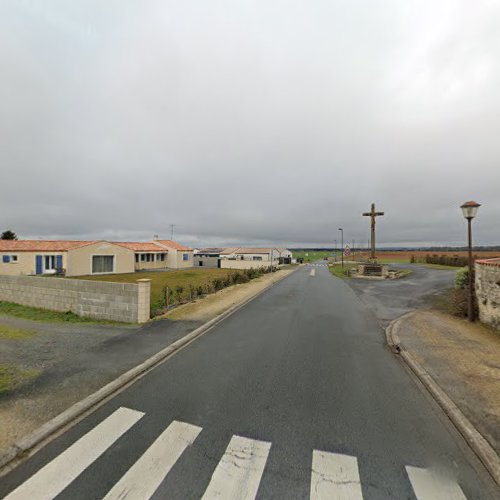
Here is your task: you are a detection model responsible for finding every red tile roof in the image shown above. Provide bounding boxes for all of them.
[115,242,166,252]
[0,240,97,252]
[154,240,190,251]
[476,258,500,267]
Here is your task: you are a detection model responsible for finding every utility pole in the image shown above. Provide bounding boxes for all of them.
[170,224,176,240]
[338,228,344,269]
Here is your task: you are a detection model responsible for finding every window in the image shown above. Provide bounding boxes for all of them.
[141,254,146,262]
[159,253,166,262]
[45,255,56,270]
[12,255,18,262]
[183,253,189,261]
[2,255,10,263]
[146,254,151,262]
[92,255,114,274]
[252,256,263,261]
[135,254,139,263]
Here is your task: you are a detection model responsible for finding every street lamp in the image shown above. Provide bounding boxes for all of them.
[338,228,344,269]
[460,201,481,322]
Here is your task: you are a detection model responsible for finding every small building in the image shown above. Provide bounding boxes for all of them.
[0,240,135,277]
[194,248,224,268]
[219,247,280,269]
[276,248,293,264]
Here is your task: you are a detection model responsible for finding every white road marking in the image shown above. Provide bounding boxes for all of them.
[406,466,467,500]
[310,450,363,500]
[310,269,316,276]
[103,420,202,500]
[201,435,271,500]
[5,407,144,500]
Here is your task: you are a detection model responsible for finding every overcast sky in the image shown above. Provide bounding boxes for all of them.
[1,0,499,248]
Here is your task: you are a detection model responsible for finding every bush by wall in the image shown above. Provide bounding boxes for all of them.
[425,254,477,267]
[153,266,278,316]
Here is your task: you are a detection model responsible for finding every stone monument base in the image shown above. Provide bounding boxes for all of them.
[357,262,389,278]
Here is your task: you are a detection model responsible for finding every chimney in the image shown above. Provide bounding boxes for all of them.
[153,234,159,241]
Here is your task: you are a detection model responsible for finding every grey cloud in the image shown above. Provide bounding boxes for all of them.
[1,0,499,248]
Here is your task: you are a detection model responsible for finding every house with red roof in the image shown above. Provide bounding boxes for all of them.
[0,237,193,276]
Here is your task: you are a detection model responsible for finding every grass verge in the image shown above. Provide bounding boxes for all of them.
[0,323,37,340]
[0,301,125,325]
[0,364,39,395]
[329,264,351,279]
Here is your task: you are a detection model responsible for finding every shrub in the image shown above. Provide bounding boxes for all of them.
[212,278,224,291]
[454,267,469,289]
[196,285,204,296]
[410,255,415,263]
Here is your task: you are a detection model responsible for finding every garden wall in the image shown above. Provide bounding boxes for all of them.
[220,260,274,270]
[475,259,500,329]
[0,275,150,323]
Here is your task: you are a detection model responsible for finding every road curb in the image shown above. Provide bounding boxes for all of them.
[0,267,298,475]
[386,313,500,488]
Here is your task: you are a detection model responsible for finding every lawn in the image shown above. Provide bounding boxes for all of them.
[80,268,238,313]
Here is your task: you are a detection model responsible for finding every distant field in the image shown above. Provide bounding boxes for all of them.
[357,251,500,264]
[293,250,337,263]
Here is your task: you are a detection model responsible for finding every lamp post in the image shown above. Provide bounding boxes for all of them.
[460,201,481,322]
[338,228,344,269]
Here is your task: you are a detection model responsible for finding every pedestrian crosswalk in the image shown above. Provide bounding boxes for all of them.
[4,406,469,500]
[307,263,330,267]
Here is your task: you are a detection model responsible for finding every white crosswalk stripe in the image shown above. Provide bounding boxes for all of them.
[310,269,316,276]
[201,435,271,500]
[4,407,144,500]
[406,466,468,500]
[4,408,470,500]
[310,450,363,500]
[103,420,202,500]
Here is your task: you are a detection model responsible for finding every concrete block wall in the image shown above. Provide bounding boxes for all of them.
[475,259,500,329]
[0,276,151,323]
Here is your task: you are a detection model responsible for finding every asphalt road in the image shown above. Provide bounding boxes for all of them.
[347,263,455,326]
[1,265,498,499]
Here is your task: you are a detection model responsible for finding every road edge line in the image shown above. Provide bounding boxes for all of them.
[386,314,500,488]
[0,267,299,474]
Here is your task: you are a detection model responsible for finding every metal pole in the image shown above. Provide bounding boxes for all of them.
[467,218,474,322]
[341,230,344,269]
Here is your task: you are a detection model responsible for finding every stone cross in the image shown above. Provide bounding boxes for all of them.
[363,203,384,260]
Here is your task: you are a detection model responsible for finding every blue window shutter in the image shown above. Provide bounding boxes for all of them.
[36,255,43,274]
[56,255,63,271]
[2,255,10,263]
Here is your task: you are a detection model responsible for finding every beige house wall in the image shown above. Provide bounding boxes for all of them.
[135,253,169,271]
[0,251,68,276]
[66,242,135,277]
[165,250,193,269]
